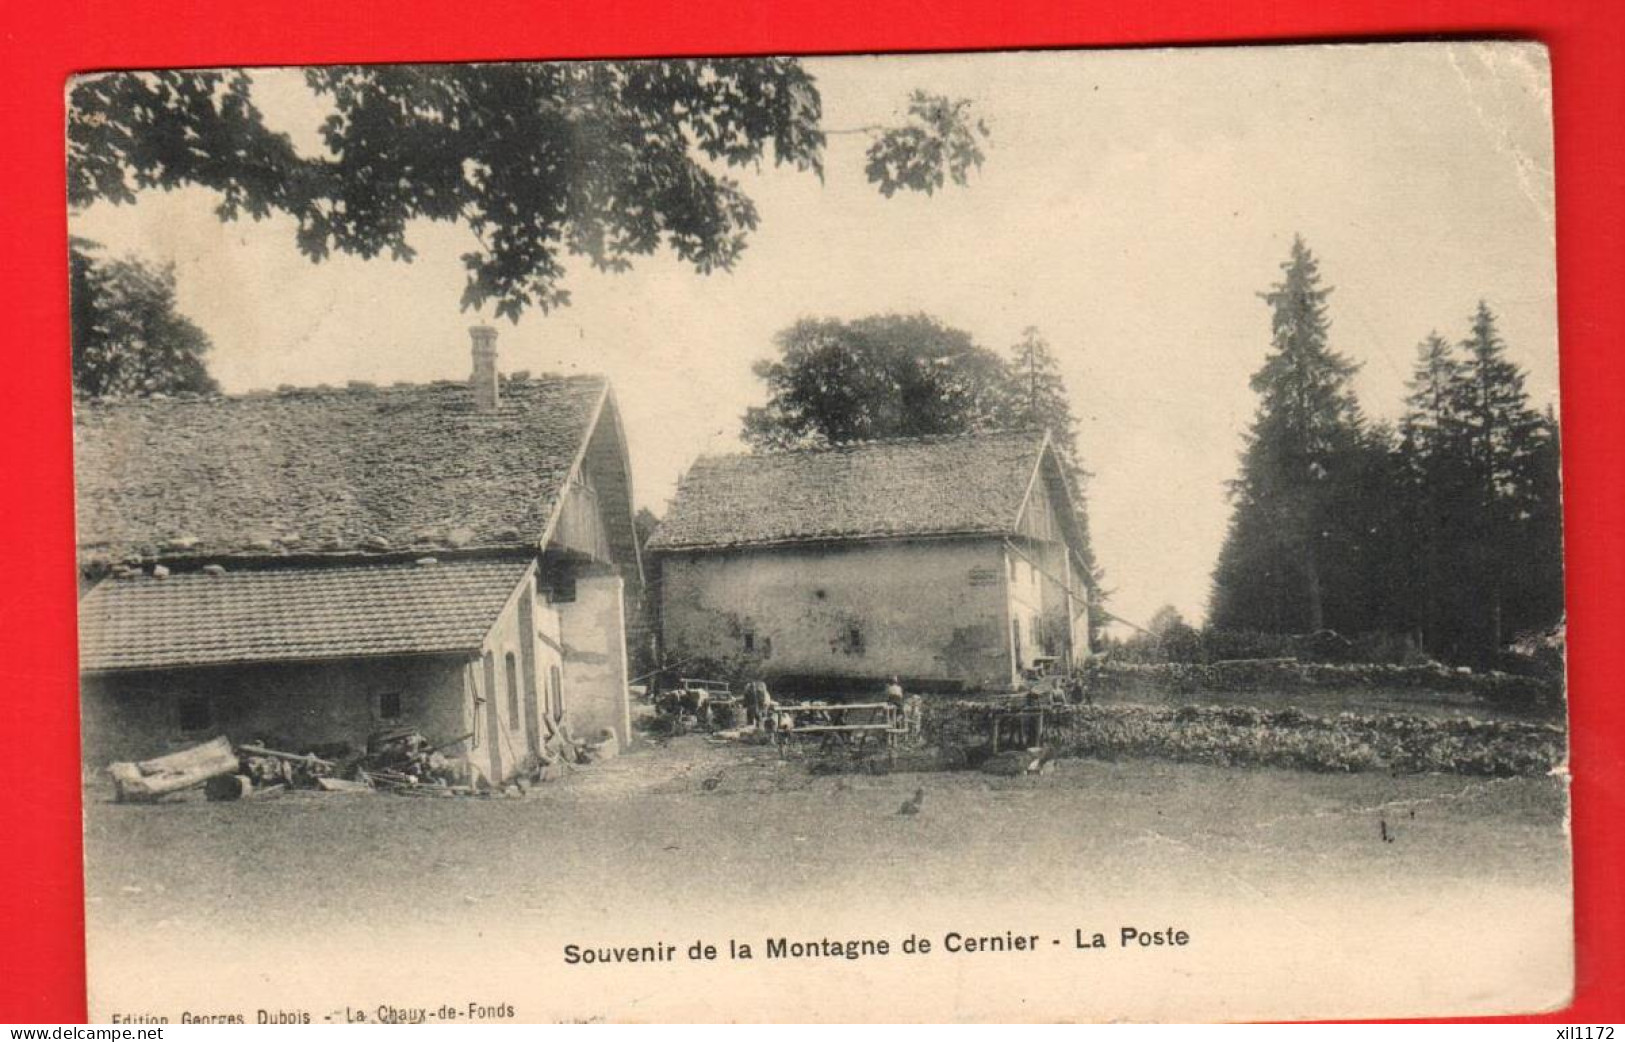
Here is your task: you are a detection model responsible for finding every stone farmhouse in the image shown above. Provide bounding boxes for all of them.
[647,431,1093,694]
[74,329,641,783]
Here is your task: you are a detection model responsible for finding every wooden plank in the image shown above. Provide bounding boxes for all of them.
[316,777,373,793]
[236,743,337,769]
[788,723,896,733]
[774,703,892,712]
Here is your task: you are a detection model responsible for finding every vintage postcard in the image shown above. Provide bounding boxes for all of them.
[69,42,1568,1023]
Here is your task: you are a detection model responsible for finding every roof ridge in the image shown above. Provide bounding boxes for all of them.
[73,371,606,409]
[695,427,1047,463]
[649,427,1058,554]
[74,372,616,563]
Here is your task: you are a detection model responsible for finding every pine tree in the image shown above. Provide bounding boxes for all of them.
[1211,236,1364,633]
[1005,328,1083,476]
[1513,408,1566,637]
[1450,301,1551,658]
[1398,332,1473,654]
[999,327,1107,639]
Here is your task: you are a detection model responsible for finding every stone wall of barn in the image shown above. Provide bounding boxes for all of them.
[469,567,633,784]
[471,574,548,784]
[1005,544,1047,673]
[79,655,472,769]
[657,538,1016,693]
[557,568,632,746]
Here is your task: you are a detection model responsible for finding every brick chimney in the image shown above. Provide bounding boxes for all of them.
[469,325,499,411]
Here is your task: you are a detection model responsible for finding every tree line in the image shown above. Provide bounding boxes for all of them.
[1209,237,1563,666]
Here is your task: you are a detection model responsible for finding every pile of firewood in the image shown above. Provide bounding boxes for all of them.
[106,730,480,803]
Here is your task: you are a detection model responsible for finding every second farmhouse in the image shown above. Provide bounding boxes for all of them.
[648,430,1093,694]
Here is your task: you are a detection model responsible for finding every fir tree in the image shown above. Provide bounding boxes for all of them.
[1398,332,1473,654]
[999,326,1105,636]
[1452,301,1551,657]
[1211,236,1364,632]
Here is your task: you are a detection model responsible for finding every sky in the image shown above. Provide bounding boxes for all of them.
[68,43,1558,630]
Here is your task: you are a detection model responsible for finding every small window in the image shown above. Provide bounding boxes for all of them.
[847,625,865,654]
[1012,617,1022,654]
[743,631,756,653]
[377,691,404,722]
[480,651,498,746]
[505,652,521,725]
[1009,556,1018,581]
[177,697,212,734]
[761,635,773,659]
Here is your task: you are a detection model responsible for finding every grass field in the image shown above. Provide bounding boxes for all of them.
[82,732,1571,1021]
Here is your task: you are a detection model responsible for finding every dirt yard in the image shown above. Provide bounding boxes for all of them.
[81,735,1572,1022]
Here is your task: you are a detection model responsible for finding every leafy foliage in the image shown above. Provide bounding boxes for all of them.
[627,506,665,680]
[69,63,987,320]
[863,91,989,198]
[742,313,1013,449]
[70,239,219,398]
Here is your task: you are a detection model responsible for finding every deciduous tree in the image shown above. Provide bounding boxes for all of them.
[741,313,1013,449]
[70,239,219,398]
[69,64,990,321]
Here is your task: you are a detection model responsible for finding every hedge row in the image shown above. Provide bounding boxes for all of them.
[920,701,1565,777]
[1080,659,1563,715]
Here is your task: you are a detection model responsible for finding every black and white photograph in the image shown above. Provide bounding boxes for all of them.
[69,43,1568,1023]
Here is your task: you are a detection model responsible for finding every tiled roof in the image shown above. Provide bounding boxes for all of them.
[73,376,607,564]
[647,431,1050,552]
[78,559,530,672]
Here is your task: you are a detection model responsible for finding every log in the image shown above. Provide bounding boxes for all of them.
[136,735,234,775]
[204,774,253,802]
[110,737,240,803]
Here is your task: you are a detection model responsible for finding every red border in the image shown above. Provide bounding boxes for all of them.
[3,0,1620,1024]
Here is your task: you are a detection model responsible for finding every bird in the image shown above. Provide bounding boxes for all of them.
[899,787,925,816]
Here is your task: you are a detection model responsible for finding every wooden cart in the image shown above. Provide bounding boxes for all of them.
[770,701,909,766]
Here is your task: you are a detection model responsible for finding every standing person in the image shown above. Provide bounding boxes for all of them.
[757,681,776,732]
[884,676,905,713]
[743,679,766,728]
